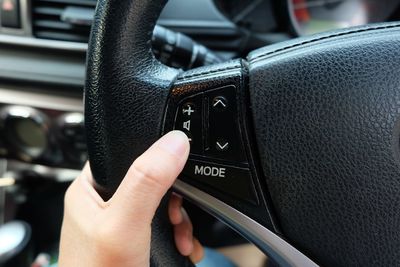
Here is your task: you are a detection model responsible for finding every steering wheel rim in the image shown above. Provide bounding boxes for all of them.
[85,0,400,266]
[85,0,194,266]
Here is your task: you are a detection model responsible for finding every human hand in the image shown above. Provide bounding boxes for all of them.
[59,131,204,267]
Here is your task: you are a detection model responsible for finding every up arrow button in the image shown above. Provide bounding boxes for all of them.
[212,96,228,110]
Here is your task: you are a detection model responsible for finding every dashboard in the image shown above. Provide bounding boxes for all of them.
[0,0,399,171]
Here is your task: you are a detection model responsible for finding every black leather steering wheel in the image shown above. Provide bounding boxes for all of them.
[85,0,400,266]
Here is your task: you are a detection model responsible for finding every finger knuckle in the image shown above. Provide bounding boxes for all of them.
[130,162,167,189]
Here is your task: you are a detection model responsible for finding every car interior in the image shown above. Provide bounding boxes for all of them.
[1,0,400,266]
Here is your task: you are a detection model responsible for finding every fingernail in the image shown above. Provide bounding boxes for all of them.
[158,131,189,157]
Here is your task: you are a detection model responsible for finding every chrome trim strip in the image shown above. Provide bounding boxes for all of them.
[0,34,88,52]
[20,0,33,36]
[173,180,319,267]
[0,87,83,112]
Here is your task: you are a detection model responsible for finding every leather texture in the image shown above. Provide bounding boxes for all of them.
[86,0,179,194]
[248,23,400,267]
[85,0,194,266]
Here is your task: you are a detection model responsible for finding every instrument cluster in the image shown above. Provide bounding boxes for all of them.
[287,0,400,36]
[214,0,400,36]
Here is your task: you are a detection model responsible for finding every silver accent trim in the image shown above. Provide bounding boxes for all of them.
[0,34,88,52]
[20,0,32,36]
[0,87,83,112]
[173,180,319,267]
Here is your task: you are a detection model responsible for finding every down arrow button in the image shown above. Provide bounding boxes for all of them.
[216,140,229,152]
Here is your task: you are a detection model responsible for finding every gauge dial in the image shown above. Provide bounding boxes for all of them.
[14,119,47,149]
[288,0,400,36]
[0,106,48,161]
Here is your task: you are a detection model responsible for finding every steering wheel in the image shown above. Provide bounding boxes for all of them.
[84,0,400,266]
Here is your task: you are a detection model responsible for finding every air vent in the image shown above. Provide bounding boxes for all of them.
[32,0,96,43]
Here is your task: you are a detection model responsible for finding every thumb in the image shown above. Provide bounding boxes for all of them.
[109,131,190,224]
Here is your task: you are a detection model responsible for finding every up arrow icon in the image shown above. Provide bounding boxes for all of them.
[213,97,227,110]
[213,100,226,108]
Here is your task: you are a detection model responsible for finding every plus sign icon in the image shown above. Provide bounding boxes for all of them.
[182,103,195,116]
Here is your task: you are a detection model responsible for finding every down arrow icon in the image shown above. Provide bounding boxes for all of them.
[216,141,229,151]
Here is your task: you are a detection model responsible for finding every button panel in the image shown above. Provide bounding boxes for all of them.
[172,85,258,204]
[205,87,247,163]
[174,86,247,163]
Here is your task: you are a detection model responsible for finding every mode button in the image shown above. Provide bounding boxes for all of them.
[181,160,258,204]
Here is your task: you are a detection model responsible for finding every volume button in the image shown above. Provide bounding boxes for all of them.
[203,95,210,152]
[174,94,203,155]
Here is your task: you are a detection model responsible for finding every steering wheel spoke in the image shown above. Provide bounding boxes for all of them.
[163,60,277,230]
